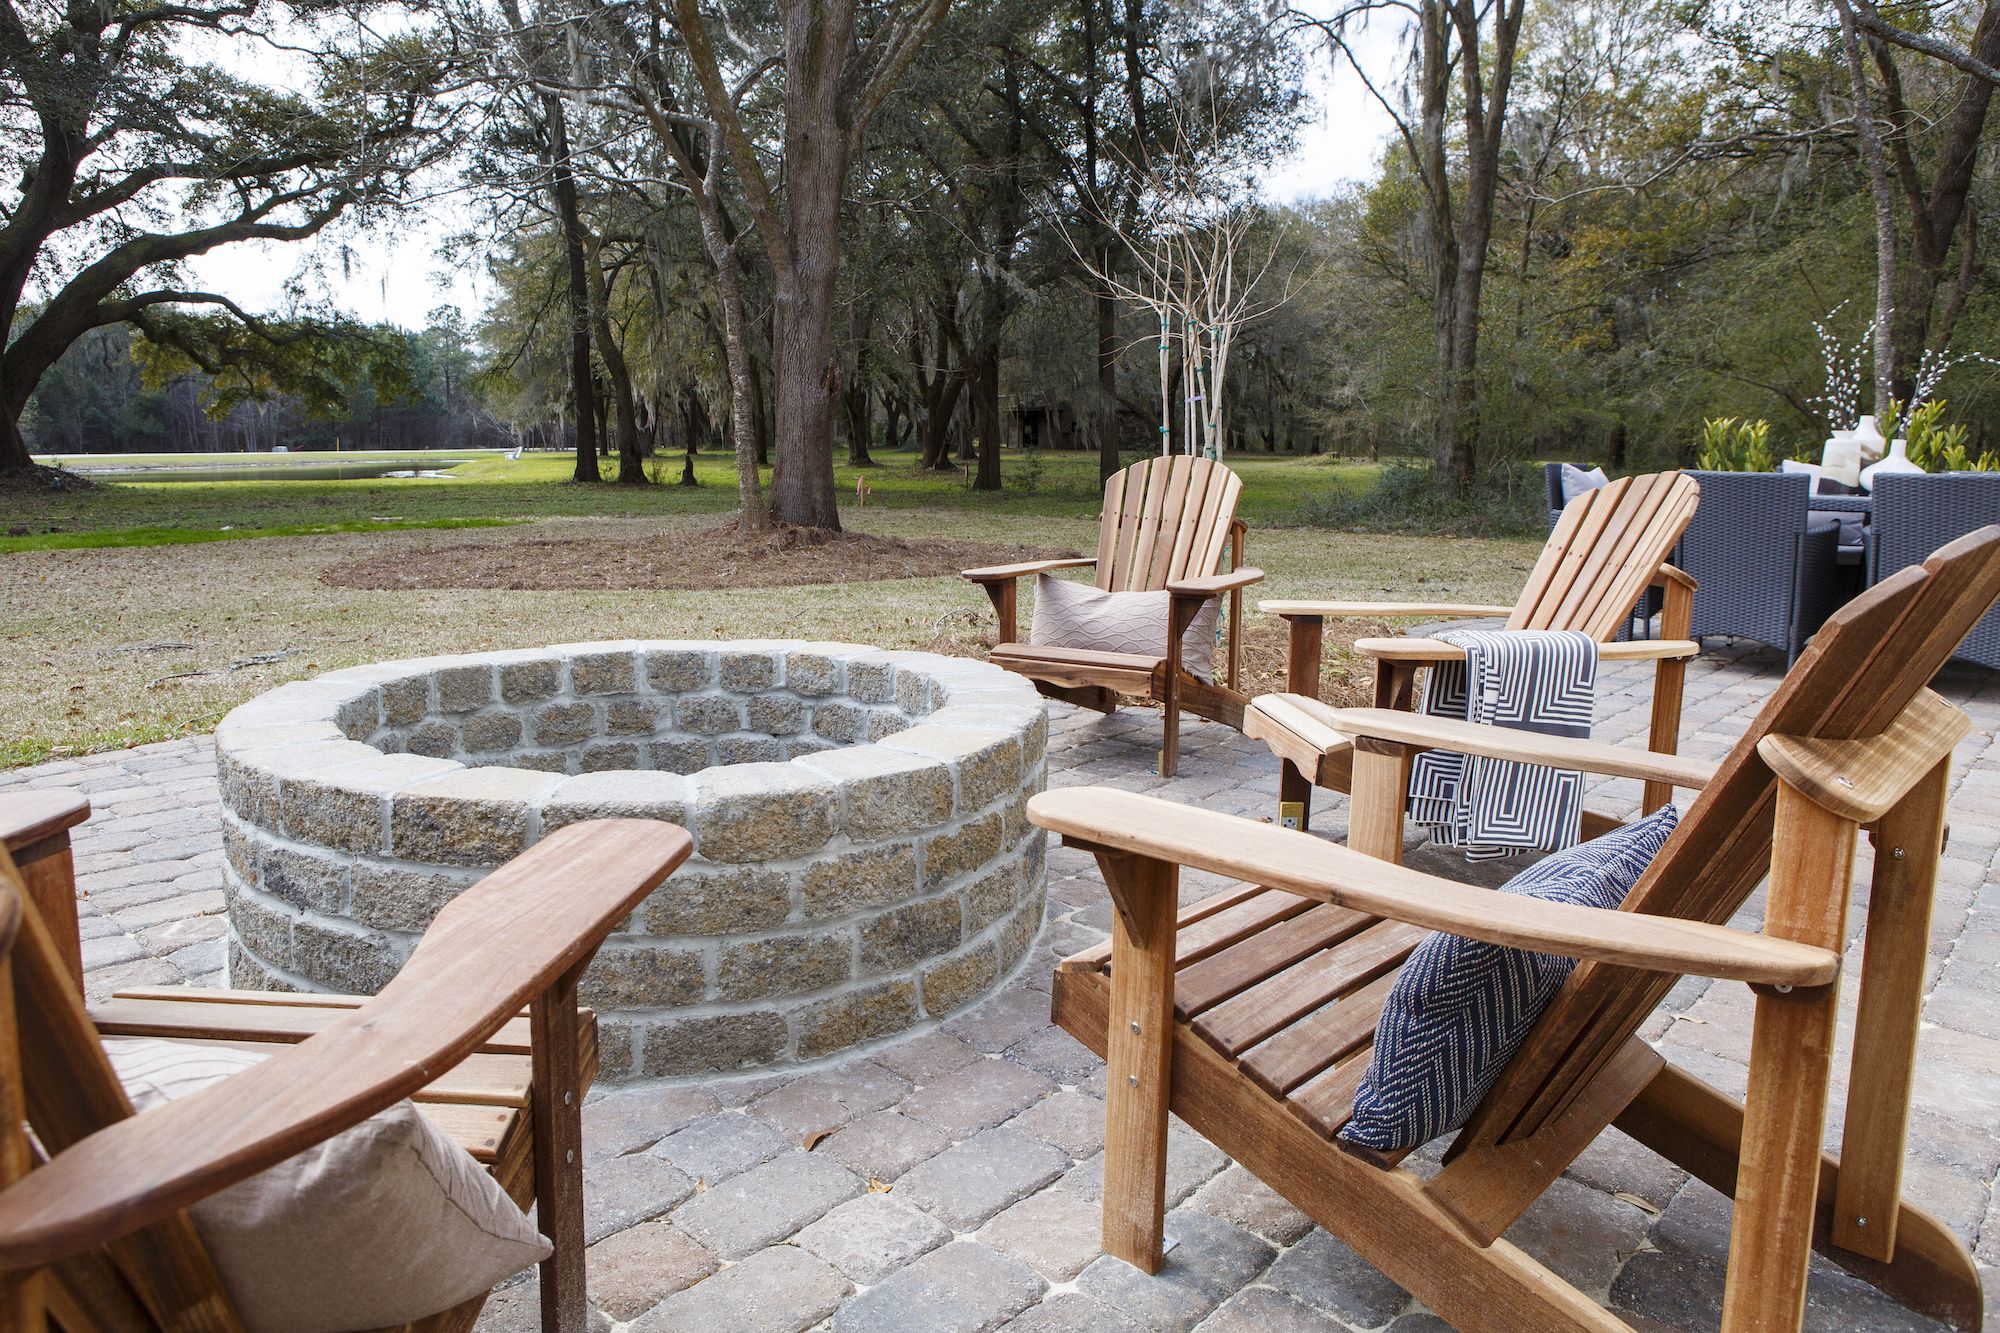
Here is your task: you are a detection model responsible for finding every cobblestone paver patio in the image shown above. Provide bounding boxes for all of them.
[7,638,1999,1331]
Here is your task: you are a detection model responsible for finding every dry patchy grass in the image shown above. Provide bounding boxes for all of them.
[0,508,1539,767]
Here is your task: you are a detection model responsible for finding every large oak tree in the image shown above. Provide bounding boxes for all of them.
[0,0,456,474]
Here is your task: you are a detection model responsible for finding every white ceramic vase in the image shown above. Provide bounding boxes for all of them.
[1851,416,1887,464]
[1861,437,1925,492]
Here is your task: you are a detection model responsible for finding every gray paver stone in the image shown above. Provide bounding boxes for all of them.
[819,1110,951,1184]
[795,1192,952,1284]
[582,1221,718,1321]
[582,1152,696,1245]
[1074,1212,1277,1333]
[669,1152,865,1259]
[898,1056,1055,1137]
[895,1127,1069,1231]
[630,1244,849,1333]
[976,1186,1105,1281]
[829,1241,1044,1333]
[649,1111,792,1184]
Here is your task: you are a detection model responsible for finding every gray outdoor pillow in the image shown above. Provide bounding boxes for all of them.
[1559,463,1609,504]
[1029,573,1219,682]
[106,1036,551,1333]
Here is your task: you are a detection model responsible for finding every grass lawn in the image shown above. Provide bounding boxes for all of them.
[0,450,1535,769]
[6,448,1384,551]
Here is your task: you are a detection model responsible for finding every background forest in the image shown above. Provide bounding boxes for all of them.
[14,0,2000,511]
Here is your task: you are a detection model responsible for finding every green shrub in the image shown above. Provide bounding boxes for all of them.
[1286,460,1544,537]
[1694,417,1776,472]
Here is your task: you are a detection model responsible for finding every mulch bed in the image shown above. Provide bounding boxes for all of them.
[320,521,1079,593]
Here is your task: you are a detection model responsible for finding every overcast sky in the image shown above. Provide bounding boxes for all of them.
[181,24,1402,331]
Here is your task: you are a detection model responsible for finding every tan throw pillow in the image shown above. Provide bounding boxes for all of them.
[104,1036,551,1333]
[1028,573,1219,682]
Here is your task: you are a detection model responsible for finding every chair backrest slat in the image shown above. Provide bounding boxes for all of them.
[1457,526,2000,1153]
[1507,472,1699,637]
[1095,456,1242,593]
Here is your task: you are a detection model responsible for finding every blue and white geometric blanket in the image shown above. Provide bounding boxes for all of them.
[1405,629,1598,861]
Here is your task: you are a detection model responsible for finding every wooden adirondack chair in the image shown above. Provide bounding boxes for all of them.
[1248,470,1701,831]
[964,455,1263,777]
[0,794,690,1333]
[1036,525,2000,1332]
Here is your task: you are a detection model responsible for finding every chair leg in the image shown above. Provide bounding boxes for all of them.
[1092,849,1178,1272]
[530,964,589,1333]
[1721,788,1854,1332]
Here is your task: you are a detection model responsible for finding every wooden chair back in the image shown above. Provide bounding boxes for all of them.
[1458,524,2000,1153]
[1507,471,1700,638]
[0,841,242,1331]
[1095,455,1244,593]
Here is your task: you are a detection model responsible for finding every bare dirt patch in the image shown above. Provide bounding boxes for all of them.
[320,522,1076,592]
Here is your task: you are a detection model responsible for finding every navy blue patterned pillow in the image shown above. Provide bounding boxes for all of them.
[1339,805,1680,1153]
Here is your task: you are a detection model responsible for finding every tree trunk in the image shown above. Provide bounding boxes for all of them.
[1837,0,1900,418]
[846,313,876,466]
[766,122,848,529]
[544,95,600,484]
[972,342,1002,491]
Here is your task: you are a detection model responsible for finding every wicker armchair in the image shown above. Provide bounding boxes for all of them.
[1870,472,2000,669]
[1678,471,1842,665]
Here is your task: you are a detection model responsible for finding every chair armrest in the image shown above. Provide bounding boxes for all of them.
[0,818,693,1270]
[1352,637,1701,664]
[1028,787,1835,988]
[1167,567,1265,598]
[962,557,1097,584]
[1259,600,1516,619]
[1321,707,1718,791]
[0,794,90,854]
[1757,688,1968,823]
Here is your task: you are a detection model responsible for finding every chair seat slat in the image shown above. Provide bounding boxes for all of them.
[1192,920,1424,1055]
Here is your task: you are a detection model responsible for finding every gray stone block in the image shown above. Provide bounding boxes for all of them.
[645,648,713,693]
[649,1112,791,1184]
[693,764,837,863]
[598,698,658,737]
[580,941,706,1008]
[580,741,642,772]
[390,768,561,866]
[650,738,712,774]
[435,664,495,714]
[459,710,524,754]
[257,843,347,913]
[641,1010,789,1077]
[793,978,920,1059]
[746,693,807,736]
[1073,1211,1276,1332]
[859,897,962,974]
[717,737,787,766]
[347,860,480,932]
[532,702,597,747]
[923,813,1002,886]
[540,770,690,832]
[921,939,1000,1015]
[718,930,852,1001]
[569,649,638,696]
[499,657,561,703]
[720,650,779,693]
[678,694,744,736]
[643,863,792,934]
[801,843,919,918]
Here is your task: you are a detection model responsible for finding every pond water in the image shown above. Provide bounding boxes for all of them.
[90,461,471,484]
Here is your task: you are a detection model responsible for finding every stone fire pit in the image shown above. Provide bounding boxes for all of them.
[212,640,1048,1078]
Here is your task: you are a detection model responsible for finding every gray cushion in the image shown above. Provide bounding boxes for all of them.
[1339,805,1680,1152]
[1029,574,1219,682]
[1559,464,1609,504]
[106,1036,551,1333]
